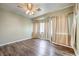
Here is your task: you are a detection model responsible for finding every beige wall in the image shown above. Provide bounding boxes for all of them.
[0,8,33,45]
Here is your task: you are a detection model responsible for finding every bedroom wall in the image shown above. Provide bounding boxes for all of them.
[0,8,33,45]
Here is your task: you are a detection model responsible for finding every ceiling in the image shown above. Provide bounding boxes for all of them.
[0,3,74,19]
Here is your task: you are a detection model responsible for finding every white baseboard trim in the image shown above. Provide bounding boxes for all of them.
[52,42,73,48]
[0,37,32,47]
[52,42,77,55]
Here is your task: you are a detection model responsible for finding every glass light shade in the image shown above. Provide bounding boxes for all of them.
[26,10,30,14]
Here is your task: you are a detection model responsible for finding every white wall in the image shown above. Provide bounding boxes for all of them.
[0,8,33,45]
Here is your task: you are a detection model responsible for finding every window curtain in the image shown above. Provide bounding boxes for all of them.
[32,18,50,40]
[49,15,69,46]
[39,21,45,39]
[70,4,77,49]
[32,20,40,39]
[44,19,49,40]
[50,16,57,42]
[32,12,74,46]
[49,14,74,46]
[67,13,74,47]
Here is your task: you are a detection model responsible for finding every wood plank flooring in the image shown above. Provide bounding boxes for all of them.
[0,39,75,56]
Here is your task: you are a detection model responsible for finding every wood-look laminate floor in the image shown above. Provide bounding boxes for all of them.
[0,39,75,56]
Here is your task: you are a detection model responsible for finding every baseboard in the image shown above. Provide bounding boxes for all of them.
[52,42,77,56]
[52,42,73,48]
[0,37,32,47]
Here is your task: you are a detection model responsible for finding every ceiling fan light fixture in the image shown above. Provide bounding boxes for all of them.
[29,11,34,15]
[26,10,30,14]
[18,3,41,16]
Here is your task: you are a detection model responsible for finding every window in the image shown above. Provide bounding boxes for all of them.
[40,22,45,33]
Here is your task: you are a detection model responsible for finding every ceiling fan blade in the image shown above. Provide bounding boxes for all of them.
[36,8,41,11]
[17,5,22,8]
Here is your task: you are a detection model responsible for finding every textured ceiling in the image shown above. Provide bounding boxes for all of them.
[0,3,74,19]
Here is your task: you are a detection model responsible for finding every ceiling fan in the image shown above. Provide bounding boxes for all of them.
[17,3,41,15]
